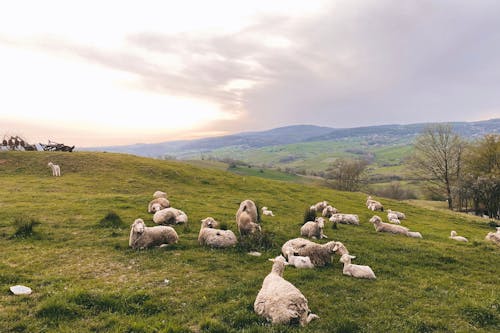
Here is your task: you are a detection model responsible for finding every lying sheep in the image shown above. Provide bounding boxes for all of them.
[153,207,188,225]
[321,205,338,218]
[281,238,350,267]
[339,254,376,279]
[300,217,328,239]
[310,201,328,212]
[254,255,319,326]
[387,209,405,220]
[450,231,468,242]
[369,215,422,238]
[47,162,61,177]
[366,196,384,211]
[262,206,275,217]
[148,197,170,213]
[198,217,237,248]
[284,250,314,269]
[129,218,178,249]
[387,211,401,224]
[485,227,500,245]
[237,210,261,235]
[329,213,360,225]
[153,190,167,199]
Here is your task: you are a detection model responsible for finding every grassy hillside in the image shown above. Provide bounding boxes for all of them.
[0,151,498,333]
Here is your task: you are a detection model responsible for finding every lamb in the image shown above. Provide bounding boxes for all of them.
[198,217,237,248]
[366,196,383,211]
[153,207,188,225]
[236,199,259,224]
[129,218,179,249]
[237,210,261,235]
[281,238,350,267]
[262,206,275,217]
[285,250,314,269]
[485,227,500,245]
[148,197,170,213]
[369,215,422,238]
[153,190,167,199]
[47,162,61,177]
[449,231,468,242]
[254,255,319,326]
[387,209,406,220]
[339,253,376,279]
[321,205,339,218]
[387,211,401,224]
[329,213,360,225]
[310,201,328,212]
[300,217,328,239]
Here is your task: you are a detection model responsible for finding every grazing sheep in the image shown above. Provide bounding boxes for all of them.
[198,217,237,248]
[285,250,314,269]
[329,213,360,225]
[281,238,350,267]
[366,196,384,211]
[387,209,406,220]
[237,210,261,235]
[485,227,500,245]
[310,201,328,212]
[236,199,259,224]
[153,207,188,225]
[262,206,275,217]
[450,231,468,242]
[153,190,167,199]
[148,197,170,213]
[387,211,401,224]
[300,217,328,239]
[254,255,319,326]
[47,162,61,177]
[321,205,339,218]
[339,254,376,279]
[369,215,422,238]
[129,218,178,249]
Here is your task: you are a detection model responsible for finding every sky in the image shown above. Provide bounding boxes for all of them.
[1,0,499,147]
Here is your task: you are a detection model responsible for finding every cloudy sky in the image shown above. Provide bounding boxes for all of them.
[1,0,499,147]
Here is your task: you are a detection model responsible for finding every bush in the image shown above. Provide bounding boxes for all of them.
[10,216,41,239]
[237,231,277,252]
[98,211,126,228]
[303,208,317,224]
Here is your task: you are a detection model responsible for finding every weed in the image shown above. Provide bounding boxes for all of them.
[98,211,126,228]
[303,208,317,223]
[10,216,41,239]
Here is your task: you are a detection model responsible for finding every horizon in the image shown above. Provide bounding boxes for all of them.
[1,1,500,147]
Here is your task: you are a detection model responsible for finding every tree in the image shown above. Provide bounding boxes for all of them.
[325,158,368,191]
[411,124,464,209]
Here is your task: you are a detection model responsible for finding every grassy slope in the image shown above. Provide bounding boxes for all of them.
[0,151,498,333]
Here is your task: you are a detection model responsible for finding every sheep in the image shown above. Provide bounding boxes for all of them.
[262,206,275,217]
[281,238,350,267]
[129,218,179,249]
[339,254,376,279]
[387,209,406,220]
[366,196,383,211]
[329,213,360,225]
[369,215,422,238]
[47,162,61,176]
[148,197,170,213]
[153,190,167,199]
[236,199,259,224]
[300,217,328,239]
[237,210,261,235]
[254,255,319,326]
[198,217,237,248]
[485,227,500,245]
[310,201,328,212]
[321,205,339,218]
[284,250,314,269]
[450,231,468,242]
[387,211,401,224]
[153,207,188,225]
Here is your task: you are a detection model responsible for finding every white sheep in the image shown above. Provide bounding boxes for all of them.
[198,217,237,248]
[148,197,170,213]
[236,199,259,224]
[485,227,500,245]
[387,209,406,220]
[339,254,376,279]
[153,190,167,199]
[285,250,314,269]
[300,217,328,239]
[310,201,328,212]
[254,255,319,326]
[369,215,422,238]
[329,213,360,225]
[262,206,275,217]
[387,211,401,224]
[321,205,338,218]
[281,238,350,267]
[237,210,261,235]
[366,196,383,211]
[129,218,179,249]
[153,207,188,225]
[47,162,61,176]
[450,231,468,242]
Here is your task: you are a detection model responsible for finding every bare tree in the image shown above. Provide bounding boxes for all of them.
[325,158,368,191]
[411,124,463,209]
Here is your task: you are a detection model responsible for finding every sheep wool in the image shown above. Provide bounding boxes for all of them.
[198,217,237,248]
[153,207,188,225]
[148,197,170,213]
[129,218,179,249]
[281,238,347,267]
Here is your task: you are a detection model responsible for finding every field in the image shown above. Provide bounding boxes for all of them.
[0,151,499,332]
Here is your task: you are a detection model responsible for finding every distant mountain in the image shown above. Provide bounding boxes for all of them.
[83,119,500,158]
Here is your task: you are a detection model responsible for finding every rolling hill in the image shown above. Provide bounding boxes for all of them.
[0,151,498,332]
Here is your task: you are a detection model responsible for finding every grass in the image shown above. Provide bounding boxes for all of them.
[0,151,499,332]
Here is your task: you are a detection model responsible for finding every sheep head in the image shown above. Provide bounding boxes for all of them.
[201,217,219,228]
[369,215,382,224]
[315,217,325,228]
[339,253,356,264]
[450,230,457,237]
[269,255,289,275]
[132,219,146,234]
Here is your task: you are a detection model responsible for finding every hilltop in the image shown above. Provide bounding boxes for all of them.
[0,151,498,332]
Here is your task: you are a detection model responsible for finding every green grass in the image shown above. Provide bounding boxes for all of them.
[0,151,499,332]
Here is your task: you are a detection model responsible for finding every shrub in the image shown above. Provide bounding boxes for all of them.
[98,211,126,228]
[303,208,317,224]
[10,216,41,239]
[237,231,277,252]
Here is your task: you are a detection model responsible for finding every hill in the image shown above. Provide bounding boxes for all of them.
[0,151,499,332]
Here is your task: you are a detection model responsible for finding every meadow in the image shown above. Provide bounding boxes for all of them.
[0,151,498,332]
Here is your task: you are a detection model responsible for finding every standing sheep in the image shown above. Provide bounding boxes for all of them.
[237,210,261,236]
[339,254,376,279]
[153,207,188,225]
[254,255,319,326]
[47,162,61,177]
[281,238,350,267]
[129,218,179,249]
[236,199,259,224]
[300,217,328,239]
[198,217,237,248]
[450,231,468,242]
